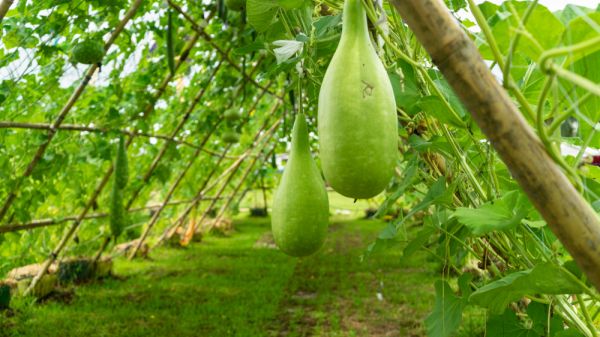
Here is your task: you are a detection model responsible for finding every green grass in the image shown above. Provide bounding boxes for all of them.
[1,215,446,337]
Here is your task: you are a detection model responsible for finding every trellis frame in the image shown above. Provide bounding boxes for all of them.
[9,1,282,295]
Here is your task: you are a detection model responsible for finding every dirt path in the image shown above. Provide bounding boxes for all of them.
[267,220,436,337]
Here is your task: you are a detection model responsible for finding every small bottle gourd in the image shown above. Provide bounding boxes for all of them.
[110,135,128,239]
[318,0,398,199]
[271,114,329,257]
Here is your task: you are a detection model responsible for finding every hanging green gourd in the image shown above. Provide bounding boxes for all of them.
[166,8,176,76]
[271,114,329,257]
[318,0,398,199]
[110,135,128,239]
[224,109,243,121]
[109,183,125,239]
[271,152,277,169]
[114,135,128,190]
[71,39,105,65]
[223,131,241,143]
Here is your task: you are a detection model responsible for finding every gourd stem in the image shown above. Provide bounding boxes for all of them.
[291,115,309,155]
[341,0,369,43]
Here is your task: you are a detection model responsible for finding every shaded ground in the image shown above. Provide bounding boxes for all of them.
[1,217,442,337]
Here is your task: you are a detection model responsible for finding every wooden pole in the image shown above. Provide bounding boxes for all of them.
[0,0,14,23]
[390,0,600,290]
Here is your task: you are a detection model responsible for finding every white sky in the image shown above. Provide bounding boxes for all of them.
[474,0,599,11]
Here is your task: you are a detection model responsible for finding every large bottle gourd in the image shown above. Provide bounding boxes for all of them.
[271,114,329,257]
[318,0,398,199]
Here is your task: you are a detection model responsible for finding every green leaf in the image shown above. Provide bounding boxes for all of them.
[556,5,595,25]
[453,190,530,236]
[491,1,565,61]
[247,0,279,32]
[389,72,419,114]
[403,225,435,258]
[486,310,539,337]
[409,177,455,217]
[425,280,466,337]
[469,263,585,314]
[374,158,418,218]
[277,0,306,10]
[313,14,341,38]
[444,0,466,11]
[563,13,600,66]
[408,135,453,156]
[555,330,586,337]
[417,95,465,128]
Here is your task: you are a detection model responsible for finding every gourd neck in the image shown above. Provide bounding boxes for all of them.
[291,114,310,155]
[340,0,370,44]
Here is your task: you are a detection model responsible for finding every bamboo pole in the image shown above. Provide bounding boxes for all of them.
[159,114,280,246]
[0,197,225,234]
[0,121,240,159]
[211,146,276,230]
[156,146,234,246]
[124,63,224,208]
[125,83,277,257]
[179,119,281,246]
[0,0,14,23]
[390,0,600,290]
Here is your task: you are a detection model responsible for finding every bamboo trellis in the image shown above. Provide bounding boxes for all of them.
[2,4,283,295]
[0,0,145,223]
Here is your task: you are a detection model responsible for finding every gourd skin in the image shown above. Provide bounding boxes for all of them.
[272,115,329,257]
[224,109,242,121]
[318,0,398,199]
[71,40,104,65]
[223,131,240,143]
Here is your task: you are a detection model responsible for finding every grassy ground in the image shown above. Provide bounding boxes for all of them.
[0,215,444,337]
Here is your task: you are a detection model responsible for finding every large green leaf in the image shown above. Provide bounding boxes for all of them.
[469,263,584,314]
[417,95,466,128]
[453,190,530,236]
[491,1,565,61]
[563,13,600,66]
[247,0,279,32]
[425,280,466,337]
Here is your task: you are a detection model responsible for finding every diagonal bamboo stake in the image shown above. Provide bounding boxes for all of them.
[0,121,237,158]
[0,0,144,223]
[125,59,266,209]
[0,197,224,234]
[166,0,284,102]
[179,118,281,246]
[390,0,600,291]
[160,114,281,246]
[0,0,13,23]
[153,98,280,246]
[155,146,234,246]
[124,60,225,208]
[210,146,277,231]
[145,107,281,251]
[125,82,277,257]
